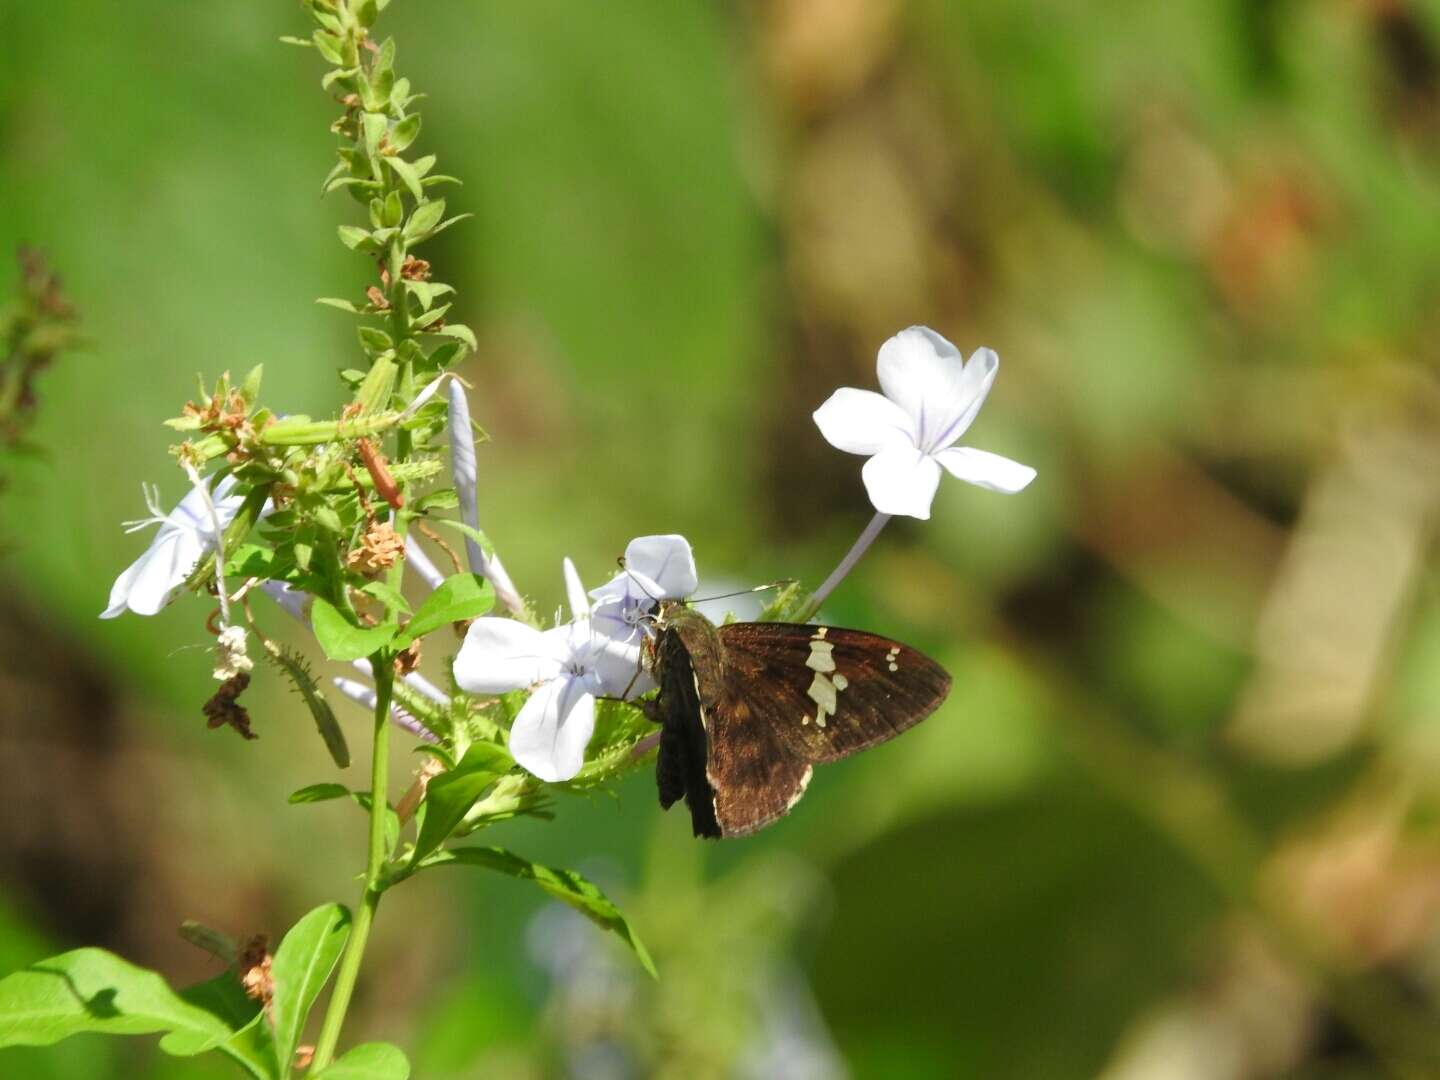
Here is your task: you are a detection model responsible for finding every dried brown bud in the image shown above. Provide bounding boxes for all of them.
[346,521,404,574]
[203,673,256,740]
[365,285,390,311]
[394,639,421,676]
[237,934,274,1006]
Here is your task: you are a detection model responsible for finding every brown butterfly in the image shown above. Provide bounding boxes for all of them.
[642,600,951,838]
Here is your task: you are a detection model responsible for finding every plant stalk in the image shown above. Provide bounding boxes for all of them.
[310,659,394,1071]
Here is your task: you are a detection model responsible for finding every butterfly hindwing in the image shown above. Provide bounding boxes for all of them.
[717,622,951,764]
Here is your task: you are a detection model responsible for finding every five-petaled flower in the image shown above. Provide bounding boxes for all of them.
[813,325,1035,520]
[453,558,611,782]
[101,475,246,618]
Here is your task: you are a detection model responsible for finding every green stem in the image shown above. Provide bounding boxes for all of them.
[310,660,395,1071]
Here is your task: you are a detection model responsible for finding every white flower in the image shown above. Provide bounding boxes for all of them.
[587,534,698,698]
[813,326,1035,520]
[101,475,246,618]
[454,558,611,782]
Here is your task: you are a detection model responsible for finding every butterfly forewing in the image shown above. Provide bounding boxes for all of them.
[718,623,951,764]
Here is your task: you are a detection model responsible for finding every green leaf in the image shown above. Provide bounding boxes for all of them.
[427,848,657,978]
[394,573,493,648]
[311,598,397,662]
[316,297,361,313]
[288,783,351,805]
[411,744,512,865]
[359,580,411,615]
[313,1042,410,1080]
[357,325,393,352]
[312,30,344,64]
[428,323,477,353]
[409,488,458,513]
[425,213,473,241]
[389,114,420,153]
[381,189,403,228]
[361,111,388,159]
[337,225,375,252]
[0,948,269,1075]
[271,904,352,1075]
[385,157,424,201]
[404,280,453,312]
[403,198,446,241]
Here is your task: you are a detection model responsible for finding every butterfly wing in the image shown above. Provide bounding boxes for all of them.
[717,623,951,764]
[705,684,814,838]
[654,606,813,838]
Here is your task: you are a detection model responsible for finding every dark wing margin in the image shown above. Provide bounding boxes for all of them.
[717,623,951,765]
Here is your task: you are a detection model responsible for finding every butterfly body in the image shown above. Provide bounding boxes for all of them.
[645,601,951,838]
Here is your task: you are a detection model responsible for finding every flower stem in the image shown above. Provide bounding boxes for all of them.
[310,658,394,1071]
[794,512,892,623]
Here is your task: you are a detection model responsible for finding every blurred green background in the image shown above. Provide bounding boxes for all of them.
[4,0,1440,1076]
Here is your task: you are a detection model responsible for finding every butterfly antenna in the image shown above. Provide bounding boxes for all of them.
[617,557,661,603]
[690,579,796,604]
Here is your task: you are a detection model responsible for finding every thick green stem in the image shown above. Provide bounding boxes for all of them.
[310,660,394,1071]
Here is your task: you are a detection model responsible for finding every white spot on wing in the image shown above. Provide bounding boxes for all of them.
[786,765,814,810]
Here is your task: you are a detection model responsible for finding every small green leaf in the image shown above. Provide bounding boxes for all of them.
[411,744,512,864]
[428,323,477,353]
[279,35,313,47]
[316,297,361,313]
[312,30,344,64]
[337,225,374,252]
[403,198,446,241]
[362,111,388,159]
[385,156,424,201]
[289,783,350,804]
[241,364,264,405]
[271,904,352,1074]
[427,848,657,978]
[410,488,458,512]
[311,598,397,662]
[381,189,403,227]
[359,580,411,615]
[314,1042,410,1080]
[357,325,393,352]
[394,573,493,648]
[353,0,379,27]
[0,949,267,1072]
[425,213,473,241]
[389,114,420,153]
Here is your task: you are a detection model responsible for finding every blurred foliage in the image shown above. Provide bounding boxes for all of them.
[3,0,1440,1076]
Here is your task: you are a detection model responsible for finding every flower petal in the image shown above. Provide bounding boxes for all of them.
[928,348,999,450]
[562,557,589,621]
[877,327,1000,451]
[509,677,596,782]
[812,388,915,455]
[125,529,205,616]
[591,634,653,699]
[935,446,1037,493]
[623,535,697,599]
[454,618,561,694]
[860,445,943,520]
[877,326,964,417]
